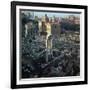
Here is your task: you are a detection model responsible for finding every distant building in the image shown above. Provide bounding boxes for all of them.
[69,15,80,24]
[45,22,52,49]
[51,22,61,37]
[45,14,49,23]
[35,16,38,21]
[62,15,80,25]
[34,21,39,34]
[47,36,52,49]
[24,19,34,37]
[46,22,51,37]
[42,16,46,22]
[38,20,42,33]
[74,17,80,24]
[42,22,46,32]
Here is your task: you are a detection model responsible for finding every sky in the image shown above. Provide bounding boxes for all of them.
[33,11,80,18]
[22,10,80,18]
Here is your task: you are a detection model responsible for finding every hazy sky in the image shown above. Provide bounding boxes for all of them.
[33,11,80,18]
[22,10,80,18]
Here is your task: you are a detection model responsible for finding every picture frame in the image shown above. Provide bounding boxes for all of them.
[11,1,88,89]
